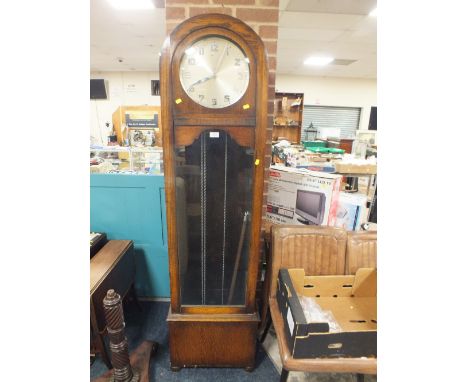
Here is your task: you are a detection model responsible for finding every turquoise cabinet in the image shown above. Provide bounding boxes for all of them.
[90,174,169,298]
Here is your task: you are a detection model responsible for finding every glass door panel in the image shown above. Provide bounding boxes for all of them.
[174,130,254,306]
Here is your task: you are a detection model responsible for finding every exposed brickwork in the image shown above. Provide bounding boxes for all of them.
[235,8,279,23]
[212,0,255,4]
[166,6,186,19]
[165,0,279,230]
[189,6,233,16]
[168,0,211,3]
[263,40,277,56]
[256,0,279,7]
[259,25,278,39]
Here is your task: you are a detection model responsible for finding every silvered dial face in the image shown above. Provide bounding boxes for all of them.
[179,36,250,109]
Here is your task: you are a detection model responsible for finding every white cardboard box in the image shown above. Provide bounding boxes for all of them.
[266,165,342,226]
[335,192,368,231]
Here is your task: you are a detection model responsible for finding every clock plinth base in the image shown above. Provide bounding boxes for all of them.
[167,309,259,369]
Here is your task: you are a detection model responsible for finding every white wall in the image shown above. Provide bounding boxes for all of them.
[90,71,376,144]
[275,74,376,131]
[90,71,160,144]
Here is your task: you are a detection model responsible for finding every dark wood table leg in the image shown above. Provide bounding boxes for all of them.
[356,373,365,382]
[280,367,289,382]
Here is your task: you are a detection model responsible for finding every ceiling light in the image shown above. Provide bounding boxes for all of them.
[369,8,377,17]
[304,56,334,66]
[107,0,155,10]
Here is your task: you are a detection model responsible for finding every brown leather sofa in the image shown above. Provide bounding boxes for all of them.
[265,225,377,382]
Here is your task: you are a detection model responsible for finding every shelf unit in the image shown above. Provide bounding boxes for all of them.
[112,105,161,145]
[273,92,304,143]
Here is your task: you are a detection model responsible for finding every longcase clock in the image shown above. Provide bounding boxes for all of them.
[160,13,268,370]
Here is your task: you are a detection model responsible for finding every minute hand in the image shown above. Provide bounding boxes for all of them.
[213,43,228,74]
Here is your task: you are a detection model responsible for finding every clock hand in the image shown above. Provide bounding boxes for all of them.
[188,75,214,89]
[213,43,228,75]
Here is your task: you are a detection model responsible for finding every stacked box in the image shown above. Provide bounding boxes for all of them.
[266,165,342,226]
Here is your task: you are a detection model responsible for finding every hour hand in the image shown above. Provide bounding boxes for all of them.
[188,75,213,89]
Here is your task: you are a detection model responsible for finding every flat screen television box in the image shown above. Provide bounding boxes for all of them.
[266,165,341,226]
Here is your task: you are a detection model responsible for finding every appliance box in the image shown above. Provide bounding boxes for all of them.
[276,268,377,359]
[266,165,342,226]
[335,192,368,231]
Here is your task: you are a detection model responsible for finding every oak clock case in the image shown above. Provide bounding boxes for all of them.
[160,14,268,370]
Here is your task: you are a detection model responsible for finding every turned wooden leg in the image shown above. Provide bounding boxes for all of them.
[96,332,112,369]
[280,367,289,382]
[356,373,365,382]
[92,290,157,382]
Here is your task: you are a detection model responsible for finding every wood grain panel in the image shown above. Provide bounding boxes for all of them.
[168,312,258,368]
[175,125,254,147]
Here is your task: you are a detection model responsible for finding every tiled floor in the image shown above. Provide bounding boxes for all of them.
[90,301,376,381]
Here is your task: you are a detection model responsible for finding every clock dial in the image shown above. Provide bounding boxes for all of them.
[179,36,250,109]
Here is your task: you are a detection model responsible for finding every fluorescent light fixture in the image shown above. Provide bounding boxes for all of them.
[304,56,334,66]
[107,0,155,10]
[369,8,377,17]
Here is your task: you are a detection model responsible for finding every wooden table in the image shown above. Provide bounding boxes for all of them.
[90,240,136,368]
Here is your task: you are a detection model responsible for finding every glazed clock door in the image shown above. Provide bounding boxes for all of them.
[174,130,254,306]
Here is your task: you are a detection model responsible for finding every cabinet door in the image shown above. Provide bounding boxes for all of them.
[174,130,254,306]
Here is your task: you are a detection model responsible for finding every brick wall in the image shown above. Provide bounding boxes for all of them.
[165,0,279,235]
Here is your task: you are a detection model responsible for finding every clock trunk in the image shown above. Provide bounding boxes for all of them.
[160,13,268,370]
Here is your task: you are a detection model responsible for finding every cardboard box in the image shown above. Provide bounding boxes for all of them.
[335,192,368,231]
[334,162,377,175]
[276,268,377,359]
[266,166,341,226]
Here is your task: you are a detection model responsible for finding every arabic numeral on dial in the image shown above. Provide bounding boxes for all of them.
[199,47,204,55]
[234,58,241,66]
[211,43,218,52]
[212,98,217,106]
[188,86,194,92]
[224,95,230,103]
[237,72,244,80]
[198,94,205,102]
[188,57,196,65]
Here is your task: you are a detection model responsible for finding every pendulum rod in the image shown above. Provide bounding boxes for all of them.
[228,211,249,305]
[221,133,228,304]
